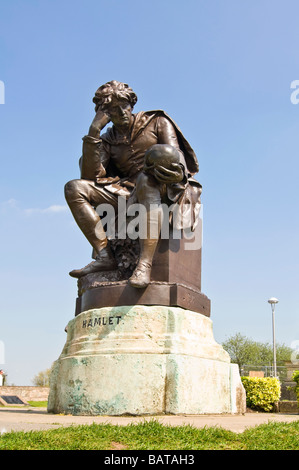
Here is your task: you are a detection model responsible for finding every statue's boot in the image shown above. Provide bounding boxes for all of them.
[69,246,117,278]
[128,239,158,288]
[129,206,161,288]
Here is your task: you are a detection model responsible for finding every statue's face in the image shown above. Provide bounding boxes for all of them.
[105,98,133,129]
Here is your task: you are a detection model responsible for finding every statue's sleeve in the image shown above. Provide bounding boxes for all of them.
[79,135,110,181]
[156,117,187,172]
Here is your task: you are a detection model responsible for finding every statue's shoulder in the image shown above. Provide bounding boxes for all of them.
[143,110,199,175]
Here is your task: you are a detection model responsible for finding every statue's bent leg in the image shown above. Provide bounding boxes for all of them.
[129,173,162,288]
[64,179,118,277]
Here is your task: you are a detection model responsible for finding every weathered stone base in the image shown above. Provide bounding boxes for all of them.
[48,306,246,416]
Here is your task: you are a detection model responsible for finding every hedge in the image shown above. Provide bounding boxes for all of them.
[292,371,299,408]
[241,376,281,412]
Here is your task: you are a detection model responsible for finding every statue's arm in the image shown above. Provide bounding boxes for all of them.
[153,117,187,184]
[88,109,110,138]
[80,109,111,181]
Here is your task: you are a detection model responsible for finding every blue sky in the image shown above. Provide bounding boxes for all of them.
[0,0,298,385]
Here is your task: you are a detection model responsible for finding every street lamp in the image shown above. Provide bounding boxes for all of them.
[268,297,279,378]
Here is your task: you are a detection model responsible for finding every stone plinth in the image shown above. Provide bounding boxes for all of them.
[48,306,246,416]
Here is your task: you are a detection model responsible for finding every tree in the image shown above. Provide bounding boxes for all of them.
[32,368,52,387]
[222,333,293,368]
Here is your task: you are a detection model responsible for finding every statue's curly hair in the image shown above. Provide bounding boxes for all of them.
[93,81,138,112]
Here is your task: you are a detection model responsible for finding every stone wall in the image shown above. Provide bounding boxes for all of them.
[0,386,49,402]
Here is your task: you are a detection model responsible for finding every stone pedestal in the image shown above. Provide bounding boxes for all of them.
[48,306,246,415]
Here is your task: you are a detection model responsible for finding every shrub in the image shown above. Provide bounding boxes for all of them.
[292,371,299,408]
[241,377,281,412]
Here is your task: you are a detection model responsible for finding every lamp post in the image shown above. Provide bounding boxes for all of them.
[268,297,279,378]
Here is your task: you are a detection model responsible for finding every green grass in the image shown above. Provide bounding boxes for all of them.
[0,420,298,450]
[27,401,48,407]
[0,401,47,408]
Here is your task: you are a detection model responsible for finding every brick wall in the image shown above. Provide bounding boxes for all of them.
[0,386,49,401]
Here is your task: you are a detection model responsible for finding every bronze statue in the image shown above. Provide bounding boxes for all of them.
[65,81,201,288]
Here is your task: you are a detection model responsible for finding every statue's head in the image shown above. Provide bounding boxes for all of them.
[93,81,138,112]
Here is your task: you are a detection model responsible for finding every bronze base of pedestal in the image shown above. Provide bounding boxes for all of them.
[75,280,210,317]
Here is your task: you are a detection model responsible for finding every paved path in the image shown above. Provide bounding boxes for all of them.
[0,407,298,434]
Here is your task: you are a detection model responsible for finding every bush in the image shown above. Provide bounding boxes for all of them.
[292,371,299,408]
[241,377,281,412]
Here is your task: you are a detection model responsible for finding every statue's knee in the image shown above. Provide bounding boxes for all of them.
[135,172,161,207]
[136,172,151,188]
[64,179,81,202]
[135,173,157,199]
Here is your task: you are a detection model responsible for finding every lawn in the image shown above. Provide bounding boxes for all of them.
[27,401,48,407]
[0,420,298,450]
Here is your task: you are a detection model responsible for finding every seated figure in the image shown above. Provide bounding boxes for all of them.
[64,80,202,288]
